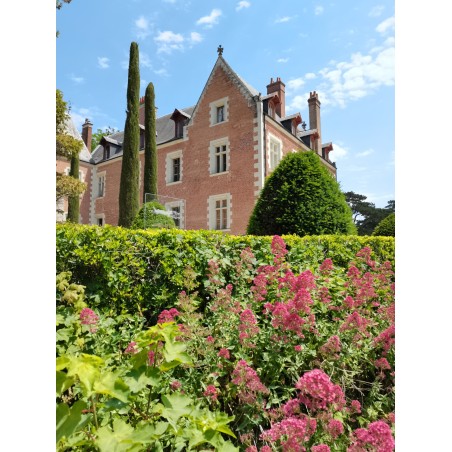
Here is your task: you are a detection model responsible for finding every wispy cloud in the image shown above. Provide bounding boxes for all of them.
[277,58,289,63]
[139,51,152,68]
[70,74,84,84]
[196,9,222,28]
[154,68,169,77]
[305,72,316,80]
[314,6,324,15]
[275,16,295,23]
[190,32,203,44]
[286,36,394,111]
[135,15,151,39]
[287,77,305,90]
[329,143,348,162]
[356,149,374,158]
[236,1,251,11]
[376,16,394,34]
[154,30,185,54]
[369,5,385,17]
[97,57,109,69]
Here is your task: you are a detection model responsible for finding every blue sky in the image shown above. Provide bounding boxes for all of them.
[56,0,395,208]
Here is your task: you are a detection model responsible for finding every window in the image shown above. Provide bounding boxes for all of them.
[97,217,103,226]
[216,106,224,123]
[268,102,274,118]
[269,135,282,171]
[175,120,184,138]
[97,173,105,197]
[209,137,229,175]
[171,206,180,228]
[172,158,181,182]
[103,145,110,160]
[208,194,231,230]
[95,214,105,226]
[209,97,229,126]
[166,150,183,184]
[215,145,227,173]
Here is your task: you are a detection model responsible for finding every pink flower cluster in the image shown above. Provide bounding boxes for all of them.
[203,385,218,401]
[261,416,317,451]
[231,360,269,404]
[218,348,230,360]
[348,420,395,452]
[238,309,260,348]
[374,324,395,356]
[349,399,362,414]
[339,311,369,334]
[312,445,331,452]
[326,419,344,439]
[295,369,345,411]
[319,258,334,275]
[124,341,138,354]
[79,308,99,332]
[319,335,341,358]
[374,357,391,370]
[170,380,181,390]
[157,308,180,324]
[271,235,288,265]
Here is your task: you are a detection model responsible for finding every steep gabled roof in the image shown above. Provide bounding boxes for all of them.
[65,116,92,162]
[188,55,260,127]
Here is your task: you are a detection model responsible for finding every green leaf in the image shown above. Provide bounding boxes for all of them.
[160,393,193,426]
[56,327,72,342]
[96,418,149,452]
[56,355,70,371]
[124,367,161,393]
[56,370,75,396]
[93,371,130,403]
[56,400,88,443]
[66,354,104,395]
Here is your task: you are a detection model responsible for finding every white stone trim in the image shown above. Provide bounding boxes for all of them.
[165,150,183,185]
[207,193,231,231]
[254,98,265,198]
[209,137,230,175]
[268,133,283,172]
[95,213,106,226]
[209,96,229,127]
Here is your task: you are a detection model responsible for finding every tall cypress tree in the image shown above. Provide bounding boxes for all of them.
[143,82,157,202]
[67,154,80,222]
[118,42,140,227]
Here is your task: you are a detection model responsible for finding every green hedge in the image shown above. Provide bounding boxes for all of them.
[56,224,394,318]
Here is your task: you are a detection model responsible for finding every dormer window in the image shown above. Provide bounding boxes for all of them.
[103,145,110,160]
[175,120,184,138]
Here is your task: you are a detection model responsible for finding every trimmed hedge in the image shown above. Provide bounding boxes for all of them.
[56,224,394,319]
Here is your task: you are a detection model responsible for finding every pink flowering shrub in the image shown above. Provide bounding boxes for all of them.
[348,420,395,452]
[79,308,99,332]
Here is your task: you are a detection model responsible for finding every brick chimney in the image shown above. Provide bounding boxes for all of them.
[266,77,285,118]
[307,91,321,154]
[81,118,93,152]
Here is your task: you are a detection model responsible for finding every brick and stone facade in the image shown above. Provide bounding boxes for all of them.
[58,54,337,234]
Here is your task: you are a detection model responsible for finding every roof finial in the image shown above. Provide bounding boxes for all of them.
[217,44,224,56]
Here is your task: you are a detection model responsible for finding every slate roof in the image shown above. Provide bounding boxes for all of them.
[90,106,195,164]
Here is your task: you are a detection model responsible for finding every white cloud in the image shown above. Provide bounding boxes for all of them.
[356,149,374,158]
[135,15,151,39]
[275,16,295,23]
[196,9,222,28]
[154,30,185,54]
[369,5,385,17]
[190,32,203,44]
[329,143,348,162]
[236,1,250,11]
[287,77,305,90]
[376,16,394,34]
[314,6,324,15]
[154,68,169,77]
[70,74,84,84]
[277,58,289,63]
[97,57,109,69]
[305,72,316,80]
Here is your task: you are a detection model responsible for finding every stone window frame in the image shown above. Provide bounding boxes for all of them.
[165,150,183,185]
[97,171,106,198]
[208,193,231,231]
[209,96,229,127]
[209,137,230,176]
[268,134,283,172]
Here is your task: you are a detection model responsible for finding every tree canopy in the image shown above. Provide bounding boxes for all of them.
[91,127,119,151]
[143,82,158,202]
[247,151,356,236]
[344,191,395,235]
[373,212,395,237]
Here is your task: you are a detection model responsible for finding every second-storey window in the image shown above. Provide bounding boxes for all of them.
[209,138,230,175]
[172,157,181,182]
[269,136,282,171]
[166,150,183,184]
[97,174,105,197]
[210,97,229,126]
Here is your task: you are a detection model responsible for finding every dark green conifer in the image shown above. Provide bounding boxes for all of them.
[143,82,157,202]
[118,42,140,227]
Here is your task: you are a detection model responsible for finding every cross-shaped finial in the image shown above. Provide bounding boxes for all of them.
[217,45,223,56]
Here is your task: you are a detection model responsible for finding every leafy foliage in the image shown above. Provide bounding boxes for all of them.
[247,151,356,236]
[118,42,141,228]
[56,224,394,318]
[143,82,158,202]
[373,213,395,237]
[56,235,395,450]
[67,154,81,223]
[131,201,176,230]
[91,127,119,151]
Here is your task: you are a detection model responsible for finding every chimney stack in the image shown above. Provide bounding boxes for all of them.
[81,118,93,152]
[307,91,321,154]
[266,77,285,118]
